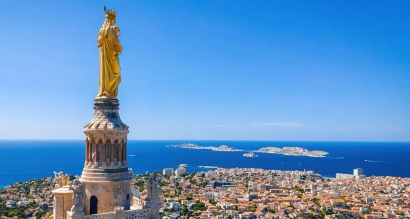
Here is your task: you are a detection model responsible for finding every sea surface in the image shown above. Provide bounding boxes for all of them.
[0,140,409,188]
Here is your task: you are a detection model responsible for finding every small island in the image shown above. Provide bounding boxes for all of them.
[167,143,243,152]
[243,152,259,158]
[255,146,328,157]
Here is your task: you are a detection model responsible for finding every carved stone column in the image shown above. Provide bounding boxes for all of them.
[80,98,132,215]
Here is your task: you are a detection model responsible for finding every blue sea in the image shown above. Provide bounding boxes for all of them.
[0,140,409,188]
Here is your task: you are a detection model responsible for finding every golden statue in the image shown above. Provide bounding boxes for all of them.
[97,7,122,99]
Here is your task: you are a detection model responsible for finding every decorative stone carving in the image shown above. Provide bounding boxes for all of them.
[83,209,150,219]
[131,184,140,199]
[145,174,163,219]
[131,184,144,209]
[69,179,85,214]
[146,174,162,205]
[114,206,125,219]
[83,99,129,170]
[53,171,70,189]
[125,209,150,219]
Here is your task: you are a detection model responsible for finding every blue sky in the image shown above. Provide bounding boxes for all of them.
[1,1,409,140]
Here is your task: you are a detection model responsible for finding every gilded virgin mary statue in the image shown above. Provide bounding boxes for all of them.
[97,7,122,99]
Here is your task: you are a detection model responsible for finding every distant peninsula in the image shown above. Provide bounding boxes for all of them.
[198,166,219,169]
[167,143,243,152]
[255,146,328,157]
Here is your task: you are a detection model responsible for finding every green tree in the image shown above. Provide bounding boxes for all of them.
[189,179,197,185]
[313,198,321,206]
[247,205,257,212]
[135,180,145,191]
[193,201,207,211]
[160,181,169,187]
[35,210,47,219]
[181,204,189,216]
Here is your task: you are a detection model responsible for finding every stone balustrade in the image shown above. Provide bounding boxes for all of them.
[83,208,150,219]
[124,209,150,219]
[84,212,114,219]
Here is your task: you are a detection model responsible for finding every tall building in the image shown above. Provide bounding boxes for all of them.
[175,169,181,178]
[163,168,174,176]
[354,168,364,176]
[175,165,187,178]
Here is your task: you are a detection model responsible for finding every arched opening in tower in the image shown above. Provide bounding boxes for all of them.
[125,194,130,210]
[90,195,98,214]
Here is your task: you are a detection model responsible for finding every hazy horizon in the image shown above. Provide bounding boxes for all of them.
[0,139,408,143]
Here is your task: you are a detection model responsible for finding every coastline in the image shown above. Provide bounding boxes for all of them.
[0,140,409,188]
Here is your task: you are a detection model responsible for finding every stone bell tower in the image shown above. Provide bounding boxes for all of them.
[78,6,133,215]
[79,98,132,215]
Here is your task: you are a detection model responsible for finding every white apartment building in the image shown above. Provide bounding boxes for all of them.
[163,168,174,176]
[354,168,364,176]
[175,165,186,177]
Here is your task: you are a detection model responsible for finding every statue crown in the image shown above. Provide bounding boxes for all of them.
[104,6,116,19]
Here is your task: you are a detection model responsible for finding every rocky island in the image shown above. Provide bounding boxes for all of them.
[255,146,328,157]
[167,143,243,152]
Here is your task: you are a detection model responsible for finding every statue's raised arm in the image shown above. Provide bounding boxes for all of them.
[97,7,122,99]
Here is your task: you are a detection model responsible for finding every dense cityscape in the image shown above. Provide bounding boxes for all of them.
[1,166,409,219]
[156,167,410,219]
